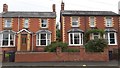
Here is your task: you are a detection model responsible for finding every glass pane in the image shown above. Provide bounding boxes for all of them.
[40,40,46,45]
[22,38,26,44]
[90,17,94,26]
[10,34,14,40]
[3,40,8,45]
[110,33,114,38]
[74,33,79,44]
[37,40,39,45]
[41,19,47,27]
[47,34,50,39]
[37,34,39,39]
[10,40,14,45]
[110,39,115,44]
[42,24,47,27]
[81,34,83,44]
[5,19,11,27]
[72,22,78,26]
[41,34,46,39]
[70,34,73,44]
[3,34,8,40]
[47,40,50,45]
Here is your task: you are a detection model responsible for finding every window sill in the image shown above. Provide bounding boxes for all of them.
[68,44,83,46]
[0,46,15,47]
[36,45,47,46]
[108,44,117,45]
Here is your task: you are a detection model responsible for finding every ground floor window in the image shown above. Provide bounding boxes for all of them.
[91,33,100,40]
[69,33,83,45]
[0,33,15,47]
[36,33,51,46]
[105,32,117,45]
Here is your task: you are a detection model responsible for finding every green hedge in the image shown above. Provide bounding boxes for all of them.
[85,39,108,52]
[44,42,80,52]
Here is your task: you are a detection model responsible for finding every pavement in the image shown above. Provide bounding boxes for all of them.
[1,60,119,67]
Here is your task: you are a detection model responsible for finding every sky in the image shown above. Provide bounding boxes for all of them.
[0,0,120,22]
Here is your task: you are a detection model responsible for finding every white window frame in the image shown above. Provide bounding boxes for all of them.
[41,19,48,28]
[24,18,29,28]
[36,33,51,46]
[91,33,100,40]
[105,32,117,45]
[105,17,112,27]
[90,16,95,27]
[0,33,15,47]
[72,17,79,27]
[69,33,83,46]
[4,18,12,28]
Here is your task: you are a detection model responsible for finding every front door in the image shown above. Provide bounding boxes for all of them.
[21,34,27,51]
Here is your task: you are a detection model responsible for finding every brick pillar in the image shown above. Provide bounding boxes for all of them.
[56,47,62,55]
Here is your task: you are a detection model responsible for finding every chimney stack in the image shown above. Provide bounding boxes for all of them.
[52,4,56,12]
[3,4,8,12]
[61,1,64,11]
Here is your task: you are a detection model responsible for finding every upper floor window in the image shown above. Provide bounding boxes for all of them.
[90,16,95,27]
[4,18,12,28]
[72,17,79,27]
[69,33,83,46]
[41,19,48,28]
[105,17,112,27]
[24,18,29,28]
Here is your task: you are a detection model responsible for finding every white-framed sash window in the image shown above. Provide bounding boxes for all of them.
[69,33,83,46]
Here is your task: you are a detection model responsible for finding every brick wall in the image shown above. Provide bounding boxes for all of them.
[15,47,109,62]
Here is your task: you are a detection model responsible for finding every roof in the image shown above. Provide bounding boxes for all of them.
[36,30,51,34]
[67,28,84,33]
[1,11,56,18]
[17,29,32,34]
[61,10,118,16]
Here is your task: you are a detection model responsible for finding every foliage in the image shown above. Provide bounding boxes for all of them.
[44,42,68,52]
[63,48,80,52]
[56,29,61,41]
[84,39,108,52]
[44,42,80,52]
[84,29,105,43]
[5,53,11,58]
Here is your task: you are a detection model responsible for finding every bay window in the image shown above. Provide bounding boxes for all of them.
[105,32,117,45]
[69,33,83,45]
[36,33,51,46]
[0,31,15,47]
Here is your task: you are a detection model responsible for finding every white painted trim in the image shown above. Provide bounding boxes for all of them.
[40,19,48,28]
[68,33,83,46]
[0,33,15,47]
[36,33,51,46]
[108,32,117,45]
[17,29,32,34]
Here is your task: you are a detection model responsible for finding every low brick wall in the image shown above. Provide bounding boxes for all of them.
[15,48,109,62]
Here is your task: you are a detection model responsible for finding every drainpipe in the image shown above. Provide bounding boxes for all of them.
[32,33,34,51]
[18,16,20,31]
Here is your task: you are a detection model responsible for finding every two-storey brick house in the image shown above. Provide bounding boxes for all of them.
[60,2,119,53]
[0,4,56,52]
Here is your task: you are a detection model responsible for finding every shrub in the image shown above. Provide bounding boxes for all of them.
[44,42,68,52]
[63,48,80,52]
[85,39,108,52]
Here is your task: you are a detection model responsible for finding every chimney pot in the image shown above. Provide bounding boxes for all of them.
[3,4,8,12]
[61,2,64,11]
[52,4,56,12]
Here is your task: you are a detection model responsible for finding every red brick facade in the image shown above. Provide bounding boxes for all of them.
[0,4,56,52]
[60,2,119,52]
